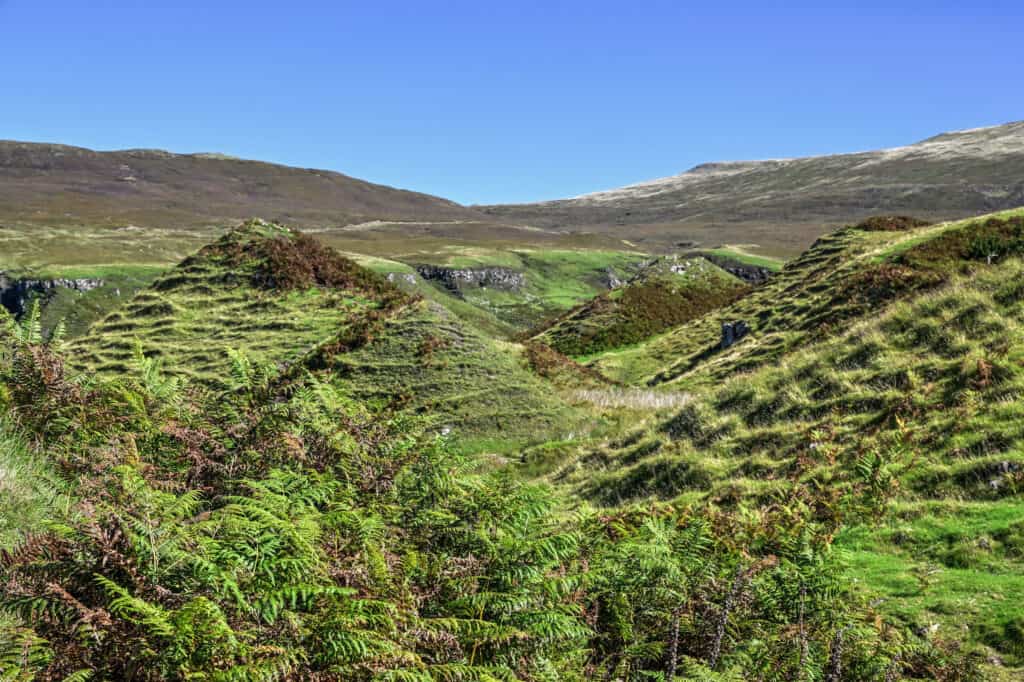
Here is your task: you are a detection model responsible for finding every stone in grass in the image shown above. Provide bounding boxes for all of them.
[720,320,749,349]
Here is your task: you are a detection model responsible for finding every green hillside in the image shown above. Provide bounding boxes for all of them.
[6,210,1024,680]
[530,256,748,357]
[67,220,577,450]
[590,210,1022,385]
[544,209,1024,671]
[67,220,400,383]
[405,246,649,330]
[290,299,581,453]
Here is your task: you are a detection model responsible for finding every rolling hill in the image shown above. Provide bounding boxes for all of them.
[0,140,632,273]
[541,208,1024,673]
[0,140,477,230]
[529,255,748,357]
[481,121,1024,256]
[4,121,1024,272]
[67,220,578,450]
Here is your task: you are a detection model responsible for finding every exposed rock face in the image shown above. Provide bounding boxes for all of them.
[720,320,750,349]
[386,272,417,286]
[601,266,623,289]
[0,273,104,317]
[415,265,525,295]
[701,254,773,284]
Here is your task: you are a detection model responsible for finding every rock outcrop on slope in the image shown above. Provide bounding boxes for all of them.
[414,264,526,295]
[0,273,104,317]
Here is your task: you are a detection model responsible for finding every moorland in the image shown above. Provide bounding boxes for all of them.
[2,122,1024,680]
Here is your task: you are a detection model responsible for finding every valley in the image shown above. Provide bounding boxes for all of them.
[3,125,1024,680]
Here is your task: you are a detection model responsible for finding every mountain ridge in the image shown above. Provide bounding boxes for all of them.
[480,120,1024,255]
[0,139,479,231]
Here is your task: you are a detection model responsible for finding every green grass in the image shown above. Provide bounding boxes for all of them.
[0,222,212,270]
[405,247,650,330]
[703,246,785,271]
[67,221,582,450]
[839,500,1024,667]
[302,300,583,449]
[530,256,748,356]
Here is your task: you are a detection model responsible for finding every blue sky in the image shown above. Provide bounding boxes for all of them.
[1,1,1021,204]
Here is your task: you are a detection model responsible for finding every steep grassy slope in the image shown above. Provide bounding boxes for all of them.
[591,210,1024,385]
[530,256,748,357]
[542,209,1024,672]
[483,121,1024,255]
[69,220,577,449]
[67,220,394,383]
[295,299,579,452]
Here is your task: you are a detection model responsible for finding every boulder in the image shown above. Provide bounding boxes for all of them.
[720,320,750,349]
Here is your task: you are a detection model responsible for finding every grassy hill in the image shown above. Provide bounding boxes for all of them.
[540,208,1024,673]
[9,202,1024,677]
[5,122,1024,273]
[67,220,397,383]
[68,220,577,450]
[529,256,748,357]
[587,211,1015,385]
[0,140,641,279]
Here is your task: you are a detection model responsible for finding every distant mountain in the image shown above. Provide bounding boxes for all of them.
[4,123,1024,260]
[480,121,1024,255]
[0,140,482,230]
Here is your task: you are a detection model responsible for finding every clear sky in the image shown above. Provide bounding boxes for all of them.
[1,1,1021,204]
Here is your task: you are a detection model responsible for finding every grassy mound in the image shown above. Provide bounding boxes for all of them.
[543,209,1024,670]
[295,299,581,452]
[592,209,1024,386]
[529,256,748,357]
[68,220,406,384]
[69,221,575,449]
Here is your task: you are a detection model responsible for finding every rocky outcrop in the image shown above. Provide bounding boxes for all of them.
[601,266,624,289]
[386,272,417,286]
[720,320,750,349]
[0,273,104,317]
[700,254,773,285]
[414,265,525,296]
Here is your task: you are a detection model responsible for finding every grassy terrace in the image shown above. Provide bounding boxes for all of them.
[68,221,580,451]
[303,299,581,453]
[536,209,1024,671]
[68,265,379,385]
